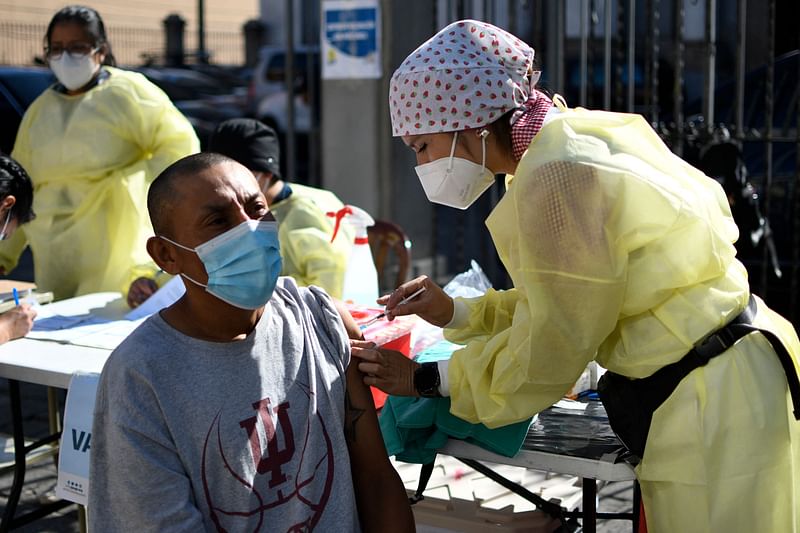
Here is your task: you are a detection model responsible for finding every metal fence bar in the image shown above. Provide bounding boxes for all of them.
[793,26,800,323]
[734,0,747,140]
[285,0,296,182]
[603,0,612,110]
[627,0,635,112]
[579,0,589,107]
[555,0,566,95]
[672,0,685,156]
[703,0,716,131]
[761,0,776,296]
[614,0,625,111]
[648,0,660,125]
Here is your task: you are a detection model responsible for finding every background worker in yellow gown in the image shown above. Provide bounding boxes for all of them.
[351,19,800,532]
[128,119,353,306]
[0,6,199,301]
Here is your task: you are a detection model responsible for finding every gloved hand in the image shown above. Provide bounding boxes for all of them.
[377,275,454,328]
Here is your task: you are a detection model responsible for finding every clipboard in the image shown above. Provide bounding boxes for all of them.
[0,291,54,313]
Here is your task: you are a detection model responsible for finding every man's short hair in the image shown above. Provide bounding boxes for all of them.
[148,152,235,237]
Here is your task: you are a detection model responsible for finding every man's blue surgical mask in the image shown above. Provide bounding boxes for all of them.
[160,220,282,309]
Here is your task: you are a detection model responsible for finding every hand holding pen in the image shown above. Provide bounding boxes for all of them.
[0,287,36,342]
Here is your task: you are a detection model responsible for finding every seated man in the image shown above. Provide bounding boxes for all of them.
[89,153,414,532]
[127,119,353,306]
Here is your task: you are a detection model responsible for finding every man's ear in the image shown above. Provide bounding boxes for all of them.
[146,236,180,275]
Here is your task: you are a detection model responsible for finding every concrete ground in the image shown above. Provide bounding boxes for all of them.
[0,381,635,533]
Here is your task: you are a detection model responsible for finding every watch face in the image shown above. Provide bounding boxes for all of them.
[414,363,440,397]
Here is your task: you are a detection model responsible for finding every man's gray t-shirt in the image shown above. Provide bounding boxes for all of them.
[89,277,359,532]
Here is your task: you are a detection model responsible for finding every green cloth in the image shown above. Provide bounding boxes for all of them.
[379,340,534,464]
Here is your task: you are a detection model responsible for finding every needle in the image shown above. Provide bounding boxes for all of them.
[359,287,426,330]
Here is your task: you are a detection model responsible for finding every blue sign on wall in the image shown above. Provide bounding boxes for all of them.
[322,0,381,79]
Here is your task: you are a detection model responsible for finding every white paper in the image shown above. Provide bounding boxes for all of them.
[66,318,147,350]
[28,316,113,342]
[124,276,185,320]
[553,399,589,411]
[56,372,100,506]
[27,316,146,349]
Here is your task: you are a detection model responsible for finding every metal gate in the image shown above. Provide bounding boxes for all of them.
[432,0,799,321]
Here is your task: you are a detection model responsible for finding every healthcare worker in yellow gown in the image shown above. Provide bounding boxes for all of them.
[351,20,800,532]
[0,6,198,300]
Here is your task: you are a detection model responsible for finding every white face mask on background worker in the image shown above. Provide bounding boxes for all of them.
[49,48,100,91]
[414,129,495,210]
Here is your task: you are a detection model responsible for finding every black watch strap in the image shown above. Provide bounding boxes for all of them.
[414,362,441,397]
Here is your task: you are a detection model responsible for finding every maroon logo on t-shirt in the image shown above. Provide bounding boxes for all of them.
[201,384,336,532]
[239,398,295,488]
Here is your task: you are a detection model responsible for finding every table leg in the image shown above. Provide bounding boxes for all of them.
[1,380,27,533]
[78,504,87,533]
[456,457,568,520]
[582,478,597,533]
[632,480,642,533]
[47,387,62,436]
[1,380,72,533]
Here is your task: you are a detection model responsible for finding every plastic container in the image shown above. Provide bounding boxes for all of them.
[346,302,417,409]
[335,205,379,306]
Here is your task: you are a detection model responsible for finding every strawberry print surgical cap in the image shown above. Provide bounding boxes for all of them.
[389,19,544,143]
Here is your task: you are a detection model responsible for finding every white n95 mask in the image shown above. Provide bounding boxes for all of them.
[414,130,495,210]
[49,52,99,91]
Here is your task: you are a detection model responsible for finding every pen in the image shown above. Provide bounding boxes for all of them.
[359,287,426,330]
[12,287,19,306]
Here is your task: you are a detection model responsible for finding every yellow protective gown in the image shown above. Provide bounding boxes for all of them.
[268,183,353,298]
[4,67,199,300]
[444,105,800,532]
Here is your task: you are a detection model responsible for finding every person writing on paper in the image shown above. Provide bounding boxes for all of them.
[351,20,800,532]
[127,119,353,307]
[90,153,413,532]
[0,155,36,343]
[0,6,198,301]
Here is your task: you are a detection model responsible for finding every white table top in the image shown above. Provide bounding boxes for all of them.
[0,292,126,389]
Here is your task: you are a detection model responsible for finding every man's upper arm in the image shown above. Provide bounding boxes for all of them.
[333,297,364,341]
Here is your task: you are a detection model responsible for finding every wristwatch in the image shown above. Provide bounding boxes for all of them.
[414,362,442,397]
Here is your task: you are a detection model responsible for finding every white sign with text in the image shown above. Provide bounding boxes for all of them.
[56,372,100,506]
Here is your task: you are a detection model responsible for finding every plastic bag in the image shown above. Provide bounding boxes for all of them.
[411,260,493,354]
[442,259,492,298]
